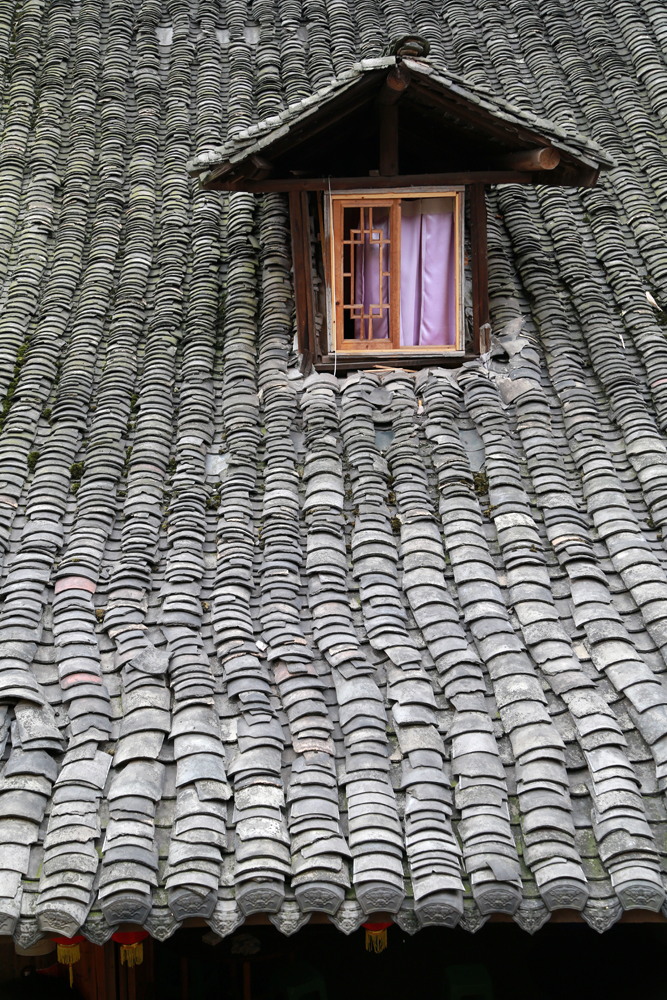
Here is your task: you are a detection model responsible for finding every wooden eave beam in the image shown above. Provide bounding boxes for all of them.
[538,162,600,188]
[205,160,237,185]
[406,82,599,184]
[205,170,532,192]
[498,147,560,171]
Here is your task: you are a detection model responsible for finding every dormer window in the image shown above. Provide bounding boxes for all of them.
[188,54,611,371]
[329,190,463,354]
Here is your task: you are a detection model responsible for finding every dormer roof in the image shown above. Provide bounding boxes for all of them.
[188,56,614,190]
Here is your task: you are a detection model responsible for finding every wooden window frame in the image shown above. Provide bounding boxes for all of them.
[326,188,465,357]
[289,183,489,372]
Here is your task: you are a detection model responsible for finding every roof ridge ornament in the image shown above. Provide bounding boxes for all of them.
[389,35,430,59]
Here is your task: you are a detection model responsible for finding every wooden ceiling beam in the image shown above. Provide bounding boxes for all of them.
[205,170,532,192]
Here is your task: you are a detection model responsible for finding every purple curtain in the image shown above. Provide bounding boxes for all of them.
[350,200,456,346]
[353,208,390,340]
[400,200,456,347]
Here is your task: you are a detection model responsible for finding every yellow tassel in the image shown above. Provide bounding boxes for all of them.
[56,943,80,988]
[120,941,144,968]
[365,928,388,953]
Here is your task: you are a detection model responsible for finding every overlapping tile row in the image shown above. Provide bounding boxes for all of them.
[0,0,44,297]
[0,0,135,941]
[459,367,665,917]
[385,372,523,924]
[211,192,292,919]
[447,0,667,352]
[496,186,667,677]
[347,0,383,61]
[0,0,106,555]
[252,0,285,119]
[606,0,667,135]
[302,0,336,88]
[580,184,667,433]
[485,200,667,925]
[532,185,667,533]
[98,0,193,930]
[504,0,581,131]
[574,0,667,209]
[0,0,70,400]
[226,0,255,136]
[339,372,466,926]
[255,197,350,921]
[35,0,159,943]
[300,375,407,923]
[473,0,536,113]
[0,0,18,116]
[464,0,667,349]
[276,0,310,105]
[160,0,230,932]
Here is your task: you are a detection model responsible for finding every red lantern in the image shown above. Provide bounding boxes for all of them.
[362,921,392,953]
[53,935,86,988]
[112,930,149,968]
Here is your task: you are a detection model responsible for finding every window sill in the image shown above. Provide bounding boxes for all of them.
[315,351,474,372]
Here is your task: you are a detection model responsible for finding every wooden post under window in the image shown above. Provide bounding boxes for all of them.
[180,954,188,1000]
[104,940,117,1000]
[470,182,490,354]
[119,952,128,1000]
[288,189,315,370]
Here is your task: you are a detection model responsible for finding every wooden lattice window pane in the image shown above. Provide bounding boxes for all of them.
[333,199,401,350]
[344,204,389,340]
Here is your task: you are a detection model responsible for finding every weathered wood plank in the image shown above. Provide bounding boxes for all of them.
[470,182,489,355]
